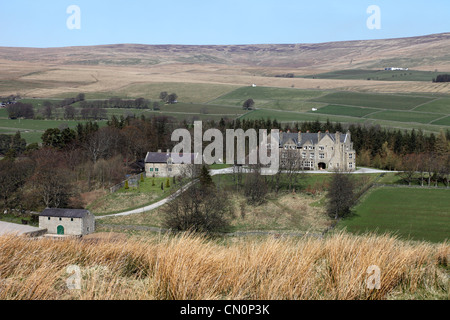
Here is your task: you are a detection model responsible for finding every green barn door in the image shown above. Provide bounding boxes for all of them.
[57,225,65,235]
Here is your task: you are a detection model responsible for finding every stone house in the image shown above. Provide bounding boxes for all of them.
[144,150,199,178]
[279,131,356,171]
[39,208,95,236]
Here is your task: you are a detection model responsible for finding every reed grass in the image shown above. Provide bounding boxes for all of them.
[0,231,448,300]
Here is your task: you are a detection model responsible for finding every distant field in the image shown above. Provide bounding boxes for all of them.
[431,116,450,126]
[312,105,380,118]
[368,110,444,124]
[210,86,327,112]
[312,92,435,110]
[240,109,368,124]
[300,69,443,82]
[0,118,108,144]
[76,82,241,104]
[339,187,450,243]
[413,98,450,113]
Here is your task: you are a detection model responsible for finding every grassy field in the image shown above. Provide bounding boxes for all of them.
[210,86,327,112]
[87,177,176,216]
[339,187,450,243]
[2,84,449,145]
[312,92,435,110]
[300,69,444,82]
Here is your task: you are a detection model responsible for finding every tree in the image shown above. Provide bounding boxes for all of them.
[167,93,178,104]
[242,98,255,110]
[199,165,214,190]
[326,171,355,220]
[64,105,77,120]
[6,102,34,119]
[243,165,268,205]
[159,92,168,102]
[162,183,231,234]
[42,101,53,119]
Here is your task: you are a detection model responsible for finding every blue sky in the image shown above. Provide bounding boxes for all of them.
[0,0,448,47]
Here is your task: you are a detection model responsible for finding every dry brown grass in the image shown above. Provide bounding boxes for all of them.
[0,231,447,300]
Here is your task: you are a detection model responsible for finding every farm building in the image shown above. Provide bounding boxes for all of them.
[279,131,356,171]
[145,150,199,177]
[39,208,95,236]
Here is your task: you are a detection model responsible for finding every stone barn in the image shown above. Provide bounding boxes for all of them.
[39,208,95,236]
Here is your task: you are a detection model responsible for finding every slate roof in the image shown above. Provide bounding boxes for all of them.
[145,152,198,164]
[40,208,90,219]
[280,132,347,147]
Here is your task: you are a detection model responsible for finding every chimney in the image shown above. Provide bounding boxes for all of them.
[158,149,162,153]
[318,131,321,141]
[297,131,301,142]
[335,131,341,143]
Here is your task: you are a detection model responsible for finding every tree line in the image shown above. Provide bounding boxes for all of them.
[432,74,450,83]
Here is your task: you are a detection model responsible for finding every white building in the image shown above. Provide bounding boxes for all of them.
[39,208,95,236]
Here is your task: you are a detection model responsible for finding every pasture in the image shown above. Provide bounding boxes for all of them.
[312,92,435,110]
[301,69,443,82]
[339,187,450,243]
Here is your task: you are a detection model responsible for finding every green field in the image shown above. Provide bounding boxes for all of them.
[339,187,450,243]
[413,98,450,114]
[210,86,327,112]
[2,84,450,145]
[312,92,435,110]
[311,105,380,118]
[368,110,444,124]
[301,69,443,82]
[431,116,450,126]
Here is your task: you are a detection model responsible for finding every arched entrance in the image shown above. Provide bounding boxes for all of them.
[57,225,65,235]
[318,162,326,170]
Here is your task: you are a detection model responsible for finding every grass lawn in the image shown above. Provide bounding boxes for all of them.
[339,187,450,243]
[88,177,177,216]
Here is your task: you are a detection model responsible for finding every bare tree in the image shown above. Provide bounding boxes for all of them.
[326,170,355,220]
[243,165,268,205]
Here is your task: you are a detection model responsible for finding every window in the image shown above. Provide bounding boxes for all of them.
[149,168,154,172]
[71,218,74,222]
[349,163,353,168]
[310,153,315,159]
[168,168,172,172]
[155,168,159,172]
[302,152,306,159]
[319,146,324,151]
[48,217,50,221]
[308,146,314,150]
[319,153,325,159]
[59,218,62,221]
[349,154,353,159]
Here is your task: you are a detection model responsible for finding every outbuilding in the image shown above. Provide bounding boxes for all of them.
[39,208,95,236]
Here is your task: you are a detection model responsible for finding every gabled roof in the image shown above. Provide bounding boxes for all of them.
[280,132,348,147]
[40,208,90,219]
[145,152,198,164]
